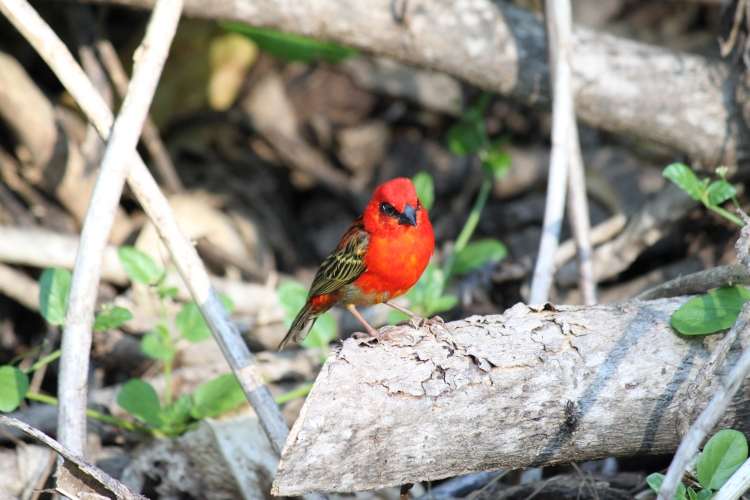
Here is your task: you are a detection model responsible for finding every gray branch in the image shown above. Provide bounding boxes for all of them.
[273,299,750,495]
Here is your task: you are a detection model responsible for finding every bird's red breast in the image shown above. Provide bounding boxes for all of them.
[355,177,434,303]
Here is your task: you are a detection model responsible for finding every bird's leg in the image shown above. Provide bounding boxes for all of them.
[346,304,416,341]
[346,304,378,338]
[385,300,448,330]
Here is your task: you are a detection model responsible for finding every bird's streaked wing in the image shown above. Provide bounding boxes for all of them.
[308,216,369,298]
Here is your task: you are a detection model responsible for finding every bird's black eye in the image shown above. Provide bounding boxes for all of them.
[380,202,398,218]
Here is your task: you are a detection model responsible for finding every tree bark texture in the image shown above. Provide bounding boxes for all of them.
[74,0,750,168]
[272,299,750,495]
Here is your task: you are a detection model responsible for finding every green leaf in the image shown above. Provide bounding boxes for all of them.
[647,473,688,499]
[481,150,511,181]
[159,395,193,428]
[447,123,482,156]
[453,239,508,274]
[175,296,234,342]
[158,283,179,299]
[141,326,175,361]
[697,429,748,490]
[687,488,697,500]
[278,281,338,349]
[39,268,71,326]
[695,490,713,500]
[705,180,736,207]
[663,163,704,201]
[117,379,162,426]
[671,287,750,335]
[221,23,358,63]
[118,246,163,285]
[0,366,29,412]
[412,172,435,212]
[93,306,133,332]
[191,374,246,420]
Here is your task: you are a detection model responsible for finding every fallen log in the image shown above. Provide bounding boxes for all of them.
[272,298,750,495]
[70,0,750,168]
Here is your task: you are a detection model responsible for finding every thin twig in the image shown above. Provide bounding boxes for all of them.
[720,0,748,57]
[570,463,599,500]
[52,0,182,458]
[0,415,148,500]
[0,0,301,487]
[544,0,596,305]
[464,470,509,500]
[529,0,574,303]
[658,301,750,500]
[522,476,559,500]
[95,34,184,193]
[565,107,596,304]
[634,264,750,301]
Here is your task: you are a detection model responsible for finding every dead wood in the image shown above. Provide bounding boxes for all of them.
[0,416,147,500]
[273,299,750,495]
[70,0,750,168]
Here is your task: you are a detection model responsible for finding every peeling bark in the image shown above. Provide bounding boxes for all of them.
[272,299,750,495]
[72,0,750,168]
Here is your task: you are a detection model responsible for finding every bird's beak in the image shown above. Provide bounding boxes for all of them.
[399,204,418,227]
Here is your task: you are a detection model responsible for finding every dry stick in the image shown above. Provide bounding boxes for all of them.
[720,0,748,57]
[634,264,750,301]
[95,35,184,194]
[0,263,39,311]
[58,0,182,458]
[0,415,147,500]
[0,0,299,478]
[529,0,573,304]
[657,301,750,500]
[554,213,627,268]
[544,0,596,305]
[565,122,596,305]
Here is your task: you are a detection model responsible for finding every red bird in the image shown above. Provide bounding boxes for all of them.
[279,177,435,350]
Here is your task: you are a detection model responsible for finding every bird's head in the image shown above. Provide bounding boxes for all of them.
[363,177,430,235]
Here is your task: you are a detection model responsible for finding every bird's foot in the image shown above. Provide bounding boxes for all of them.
[397,314,449,332]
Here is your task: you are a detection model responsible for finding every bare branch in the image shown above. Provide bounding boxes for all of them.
[44,0,181,456]
[272,299,750,495]
[635,264,750,301]
[529,0,573,303]
[95,34,184,193]
[0,415,147,500]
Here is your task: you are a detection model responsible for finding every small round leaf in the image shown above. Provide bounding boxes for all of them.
[697,429,748,490]
[39,268,71,326]
[0,366,29,412]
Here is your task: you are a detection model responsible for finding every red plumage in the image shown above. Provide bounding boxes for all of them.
[278,177,435,350]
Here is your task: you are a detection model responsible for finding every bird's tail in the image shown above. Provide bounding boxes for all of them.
[278,302,318,351]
